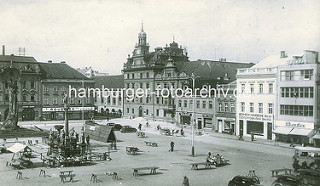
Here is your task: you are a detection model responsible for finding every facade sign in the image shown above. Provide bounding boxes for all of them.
[42,107,95,112]
[276,120,314,129]
[239,113,272,121]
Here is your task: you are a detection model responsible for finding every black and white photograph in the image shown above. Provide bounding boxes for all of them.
[0,0,320,185]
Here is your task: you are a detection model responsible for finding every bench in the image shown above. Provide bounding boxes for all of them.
[137,132,147,138]
[271,168,293,177]
[59,171,76,183]
[144,141,158,147]
[132,166,159,177]
[190,162,216,170]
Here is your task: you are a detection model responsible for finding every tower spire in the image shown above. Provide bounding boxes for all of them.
[141,21,144,32]
[173,35,175,42]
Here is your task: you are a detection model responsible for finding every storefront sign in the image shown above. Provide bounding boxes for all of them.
[239,113,272,121]
[42,107,95,112]
[275,120,314,129]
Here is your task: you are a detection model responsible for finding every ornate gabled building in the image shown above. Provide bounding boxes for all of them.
[123,26,254,122]
[123,25,190,120]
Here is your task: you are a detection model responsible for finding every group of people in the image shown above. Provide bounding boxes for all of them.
[206,152,223,165]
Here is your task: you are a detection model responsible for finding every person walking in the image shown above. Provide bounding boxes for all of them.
[251,132,254,141]
[138,123,142,131]
[181,128,184,136]
[170,141,175,152]
[182,176,189,186]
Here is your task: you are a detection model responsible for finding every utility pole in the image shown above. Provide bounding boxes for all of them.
[191,73,195,157]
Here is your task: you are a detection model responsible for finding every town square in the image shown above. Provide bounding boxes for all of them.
[0,0,320,185]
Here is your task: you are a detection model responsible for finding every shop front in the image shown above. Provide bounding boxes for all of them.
[203,114,213,129]
[42,107,94,121]
[274,120,315,144]
[237,113,273,139]
[178,112,191,125]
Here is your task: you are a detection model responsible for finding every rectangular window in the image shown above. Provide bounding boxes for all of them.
[268,103,273,114]
[250,84,254,93]
[310,87,314,98]
[219,103,222,111]
[268,83,273,93]
[53,98,58,105]
[250,103,254,113]
[301,69,313,80]
[196,101,200,108]
[132,73,134,79]
[241,84,245,93]
[285,88,290,97]
[30,81,35,89]
[203,101,206,109]
[22,81,27,89]
[86,98,90,104]
[281,88,285,97]
[31,95,35,102]
[184,100,187,107]
[230,103,235,112]
[290,88,295,97]
[209,101,213,109]
[146,109,149,115]
[140,73,143,79]
[43,85,49,92]
[70,98,75,104]
[156,109,159,116]
[44,97,49,105]
[281,71,286,81]
[258,103,263,113]
[53,86,58,92]
[146,72,149,78]
[22,95,27,102]
[224,103,229,111]
[190,100,193,108]
[259,84,263,93]
[127,74,129,79]
[132,108,134,114]
[241,102,245,112]
[127,108,129,113]
[178,100,182,107]
[280,105,313,116]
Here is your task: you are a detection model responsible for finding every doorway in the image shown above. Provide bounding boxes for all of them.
[138,106,143,117]
[267,122,272,140]
[239,120,243,136]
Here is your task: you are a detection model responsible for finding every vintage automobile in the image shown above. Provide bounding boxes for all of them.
[228,175,262,186]
[297,169,320,185]
[106,122,115,126]
[120,125,137,133]
[272,175,308,186]
[113,124,122,131]
[293,146,320,167]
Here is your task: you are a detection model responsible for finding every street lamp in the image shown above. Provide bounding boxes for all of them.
[191,73,198,157]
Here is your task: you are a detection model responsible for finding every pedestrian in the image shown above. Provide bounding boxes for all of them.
[157,125,160,130]
[86,135,90,145]
[182,176,189,186]
[251,132,254,141]
[138,123,142,131]
[290,137,294,147]
[181,128,184,136]
[146,121,149,127]
[170,141,175,152]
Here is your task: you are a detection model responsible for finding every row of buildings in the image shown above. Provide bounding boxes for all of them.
[1,26,319,146]
[0,47,95,122]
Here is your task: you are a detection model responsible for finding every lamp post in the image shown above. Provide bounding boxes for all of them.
[191,73,196,157]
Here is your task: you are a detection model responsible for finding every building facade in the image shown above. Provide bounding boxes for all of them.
[39,62,95,121]
[214,81,237,134]
[275,50,319,145]
[236,50,320,143]
[93,75,124,116]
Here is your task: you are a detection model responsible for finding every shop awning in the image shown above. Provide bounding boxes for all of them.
[289,128,313,136]
[7,143,31,153]
[312,133,320,139]
[273,127,293,135]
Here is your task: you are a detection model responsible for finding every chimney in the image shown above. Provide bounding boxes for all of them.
[2,45,5,55]
[48,60,52,63]
[280,51,286,58]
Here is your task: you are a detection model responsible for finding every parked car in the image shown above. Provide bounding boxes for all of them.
[113,124,122,131]
[272,175,308,186]
[106,122,115,126]
[228,176,262,186]
[297,169,320,185]
[120,125,137,133]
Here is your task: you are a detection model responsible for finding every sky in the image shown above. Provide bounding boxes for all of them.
[0,0,319,75]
